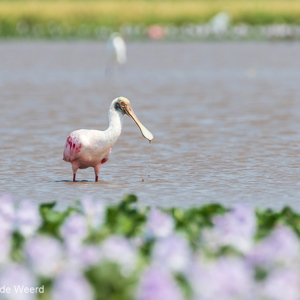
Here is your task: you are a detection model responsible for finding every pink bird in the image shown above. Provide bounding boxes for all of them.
[63,97,154,182]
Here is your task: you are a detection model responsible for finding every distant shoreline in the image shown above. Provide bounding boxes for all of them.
[1,0,300,38]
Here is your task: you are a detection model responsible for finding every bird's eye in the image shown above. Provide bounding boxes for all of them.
[121,101,125,105]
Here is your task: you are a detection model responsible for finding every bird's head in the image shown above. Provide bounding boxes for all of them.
[113,97,153,141]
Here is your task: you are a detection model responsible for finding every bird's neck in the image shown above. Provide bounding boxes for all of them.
[105,109,123,144]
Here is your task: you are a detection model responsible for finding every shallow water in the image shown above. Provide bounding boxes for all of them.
[1,41,300,209]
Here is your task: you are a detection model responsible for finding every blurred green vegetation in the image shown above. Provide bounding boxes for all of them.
[1,0,300,38]
[9,194,300,300]
[37,194,300,249]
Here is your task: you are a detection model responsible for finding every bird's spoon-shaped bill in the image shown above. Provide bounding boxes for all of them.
[124,104,154,141]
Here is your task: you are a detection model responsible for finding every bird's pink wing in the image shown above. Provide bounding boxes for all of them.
[63,135,82,162]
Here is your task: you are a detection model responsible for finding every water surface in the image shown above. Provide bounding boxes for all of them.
[1,41,300,209]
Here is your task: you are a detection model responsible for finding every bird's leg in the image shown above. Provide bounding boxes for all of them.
[94,163,101,183]
[72,163,79,183]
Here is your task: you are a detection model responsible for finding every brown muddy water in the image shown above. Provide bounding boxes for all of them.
[1,41,300,209]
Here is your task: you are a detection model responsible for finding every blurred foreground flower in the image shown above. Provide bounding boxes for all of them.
[248,226,300,269]
[137,266,184,300]
[189,257,254,300]
[260,269,300,300]
[152,234,191,273]
[52,271,93,300]
[61,213,88,250]
[2,194,300,300]
[0,194,15,235]
[202,204,256,253]
[81,197,105,229]
[144,208,174,239]
[15,200,41,237]
[0,264,36,300]
[25,235,63,277]
[67,244,101,270]
[100,235,137,275]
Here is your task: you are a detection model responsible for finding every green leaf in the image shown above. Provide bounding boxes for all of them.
[86,262,137,300]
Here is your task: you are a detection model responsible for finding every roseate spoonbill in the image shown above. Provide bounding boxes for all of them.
[105,32,126,74]
[63,97,153,182]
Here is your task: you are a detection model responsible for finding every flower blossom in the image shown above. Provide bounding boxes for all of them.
[25,235,63,277]
[202,204,256,253]
[137,266,184,300]
[247,225,300,269]
[152,234,191,273]
[15,200,41,237]
[144,208,174,239]
[52,271,93,300]
[260,269,300,300]
[189,257,254,300]
[61,213,88,251]
[100,235,137,275]
[81,197,105,229]
[0,264,36,300]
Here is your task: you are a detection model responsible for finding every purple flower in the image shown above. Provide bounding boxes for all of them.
[81,197,105,229]
[260,269,300,300]
[25,235,63,277]
[0,195,15,265]
[100,236,137,274]
[67,244,101,270]
[78,245,101,268]
[136,266,184,300]
[15,200,41,237]
[144,208,174,239]
[152,234,191,273]
[0,236,11,265]
[61,213,88,249]
[189,257,254,300]
[0,194,15,236]
[248,226,300,268]
[202,204,256,253]
[52,271,93,300]
[0,264,36,300]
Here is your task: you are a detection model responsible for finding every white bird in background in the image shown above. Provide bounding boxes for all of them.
[209,12,231,35]
[105,32,127,74]
[63,97,153,182]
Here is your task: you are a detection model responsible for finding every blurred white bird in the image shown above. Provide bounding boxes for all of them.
[105,32,127,75]
[209,12,231,35]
